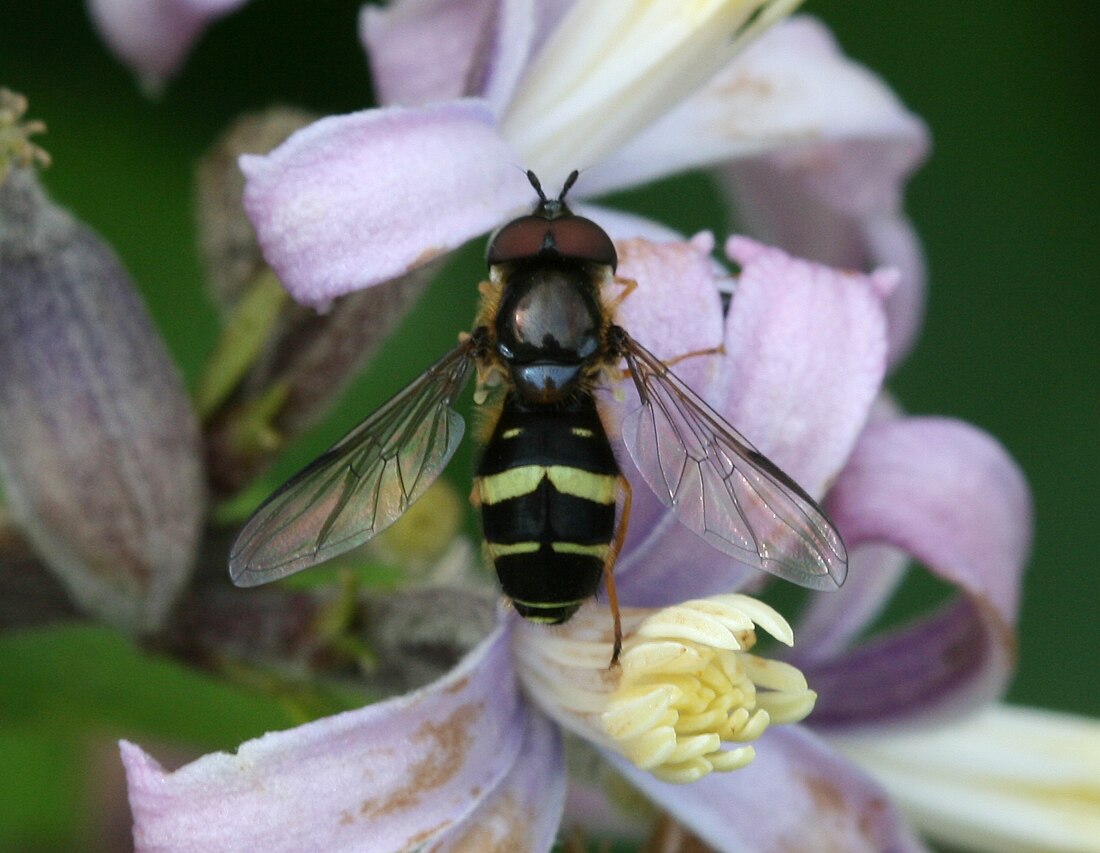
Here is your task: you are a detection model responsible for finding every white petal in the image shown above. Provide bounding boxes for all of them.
[836,704,1100,853]
[587,16,927,195]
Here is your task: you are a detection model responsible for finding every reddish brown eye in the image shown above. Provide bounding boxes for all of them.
[548,216,617,269]
[487,212,617,269]
[487,216,549,265]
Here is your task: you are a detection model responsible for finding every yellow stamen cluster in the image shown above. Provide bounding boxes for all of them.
[513,594,816,783]
[0,88,51,184]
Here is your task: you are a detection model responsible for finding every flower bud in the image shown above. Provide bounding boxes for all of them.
[0,168,205,632]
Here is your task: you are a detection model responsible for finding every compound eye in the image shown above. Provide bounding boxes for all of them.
[549,216,617,269]
[487,216,549,266]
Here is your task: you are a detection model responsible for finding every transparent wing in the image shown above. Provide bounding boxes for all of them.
[619,334,848,590]
[229,341,476,587]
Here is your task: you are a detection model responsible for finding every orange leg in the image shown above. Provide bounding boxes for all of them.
[662,343,725,368]
[604,475,632,668]
[604,276,638,314]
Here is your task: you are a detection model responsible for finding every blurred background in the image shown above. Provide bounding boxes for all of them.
[1,1,1097,848]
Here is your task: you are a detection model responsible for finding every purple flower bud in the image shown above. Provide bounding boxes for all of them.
[0,168,205,632]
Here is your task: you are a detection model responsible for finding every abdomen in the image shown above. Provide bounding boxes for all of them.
[475,393,619,623]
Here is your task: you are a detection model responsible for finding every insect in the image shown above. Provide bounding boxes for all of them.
[229,171,848,664]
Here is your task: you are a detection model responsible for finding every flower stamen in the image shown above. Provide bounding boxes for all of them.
[513,594,816,783]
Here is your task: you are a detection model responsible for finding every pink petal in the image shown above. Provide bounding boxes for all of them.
[805,417,1032,730]
[724,152,927,368]
[610,727,928,853]
[617,237,890,604]
[87,0,248,84]
[433,710,564,852]
[468,0,537,114]
[240,100,531,308]
[721,236,890,500]
[361,0,535,114]
[602,235,733,599]
[612,232,727,390]
[794,543,909,661]
[123,623,531,852]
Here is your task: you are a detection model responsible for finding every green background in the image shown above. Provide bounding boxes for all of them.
[2,1,1097,849]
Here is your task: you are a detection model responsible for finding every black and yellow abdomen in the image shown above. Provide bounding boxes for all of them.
[475,392,619,623]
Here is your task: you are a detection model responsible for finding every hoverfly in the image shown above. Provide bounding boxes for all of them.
[229,171,848,663]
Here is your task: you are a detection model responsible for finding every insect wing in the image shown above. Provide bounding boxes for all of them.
[229,343,475,586]
[619,335,848,590]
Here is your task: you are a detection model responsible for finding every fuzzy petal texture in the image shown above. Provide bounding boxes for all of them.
[240,100,531,308]
[720,236,891,498]
[362,0,535,114]
[611,726,928,853]
[87,0,248,84]
[123,623,528,852]
[805,418,1032,731]
[616,237,890,604]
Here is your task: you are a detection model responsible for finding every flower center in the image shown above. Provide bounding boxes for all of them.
[513,594,816,783]
[500,0,803,187]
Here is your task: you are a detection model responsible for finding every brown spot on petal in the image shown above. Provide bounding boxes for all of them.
[429,792,529,852]
[793,772,892,852]
[643,814,716,852]
[358,702,481,819]
[857,797,890,845]
[444,675,470,695]
[805,773,846,815]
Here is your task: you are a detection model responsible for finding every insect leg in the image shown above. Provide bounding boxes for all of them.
[604,276,638,314]
[662,343,726,368]
[604,475,632,668]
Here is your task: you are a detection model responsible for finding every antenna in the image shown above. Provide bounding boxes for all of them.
[526,170,548,203]
[558,170,579,202]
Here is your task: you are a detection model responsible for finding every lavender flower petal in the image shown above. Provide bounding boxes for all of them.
[724,156,927,369]
[721,237,890,501]
[87,0,248,85]
[609,726,929,853]
[123,621,527,852]
[794,543,909,661]
[240,100,531,308]
[362,0,539,114]
[805,417,1032,730]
